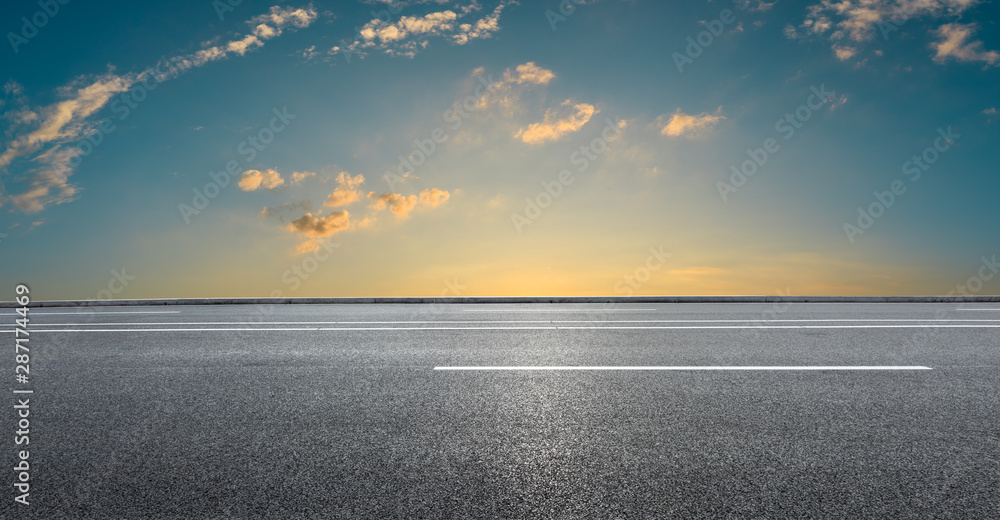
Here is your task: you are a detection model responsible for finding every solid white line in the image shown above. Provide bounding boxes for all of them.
[956,309,1000,311]
[5,324,1000,333]
[433,366,933,371]
[19,319,1000,327]
[1,311,181,315]
[23,319,1000,327]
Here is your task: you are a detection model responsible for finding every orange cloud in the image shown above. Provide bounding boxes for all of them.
[324,171,365,207]
[239,168,285,191]
[514,102,595,144]
[286,210,351,254]
[418,187,450,207]
[287,210,351,238]
[369,188,451,219]
[661,108,725,138]
[370,192,418,218]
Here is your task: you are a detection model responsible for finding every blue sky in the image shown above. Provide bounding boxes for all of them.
[1,0,998,299]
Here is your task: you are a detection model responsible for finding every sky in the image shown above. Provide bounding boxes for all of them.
[1,0,998,300]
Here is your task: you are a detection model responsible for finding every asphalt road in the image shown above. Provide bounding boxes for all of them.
[3,302,1000,519]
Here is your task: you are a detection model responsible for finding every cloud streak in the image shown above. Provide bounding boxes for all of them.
[514,102,596,144]
[660,108,725,138]
[332,1,510,59]
[0,5,317,213]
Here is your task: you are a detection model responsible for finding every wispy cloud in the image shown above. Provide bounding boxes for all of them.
[788,0,983,63]
[0,5,317,213]
[472,62,557,114]
[660,108,725,138]
[931,23,999,66]
[514,102,596,144]
[291,171,316,184]
[331,1,510,59]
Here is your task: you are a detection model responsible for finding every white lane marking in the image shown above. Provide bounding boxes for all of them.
[433,366,933,371]
[956,309,1000,311]
[461,309,659,312]
[30,318,1000,325]
[1,311,181,315]
[6,324,1000,333]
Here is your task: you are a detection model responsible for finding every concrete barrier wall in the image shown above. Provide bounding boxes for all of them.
[3,295,1000,308]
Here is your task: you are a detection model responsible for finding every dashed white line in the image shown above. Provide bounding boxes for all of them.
[461,309,659,312]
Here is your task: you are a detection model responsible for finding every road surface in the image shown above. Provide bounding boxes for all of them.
[3,302,1000,518]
